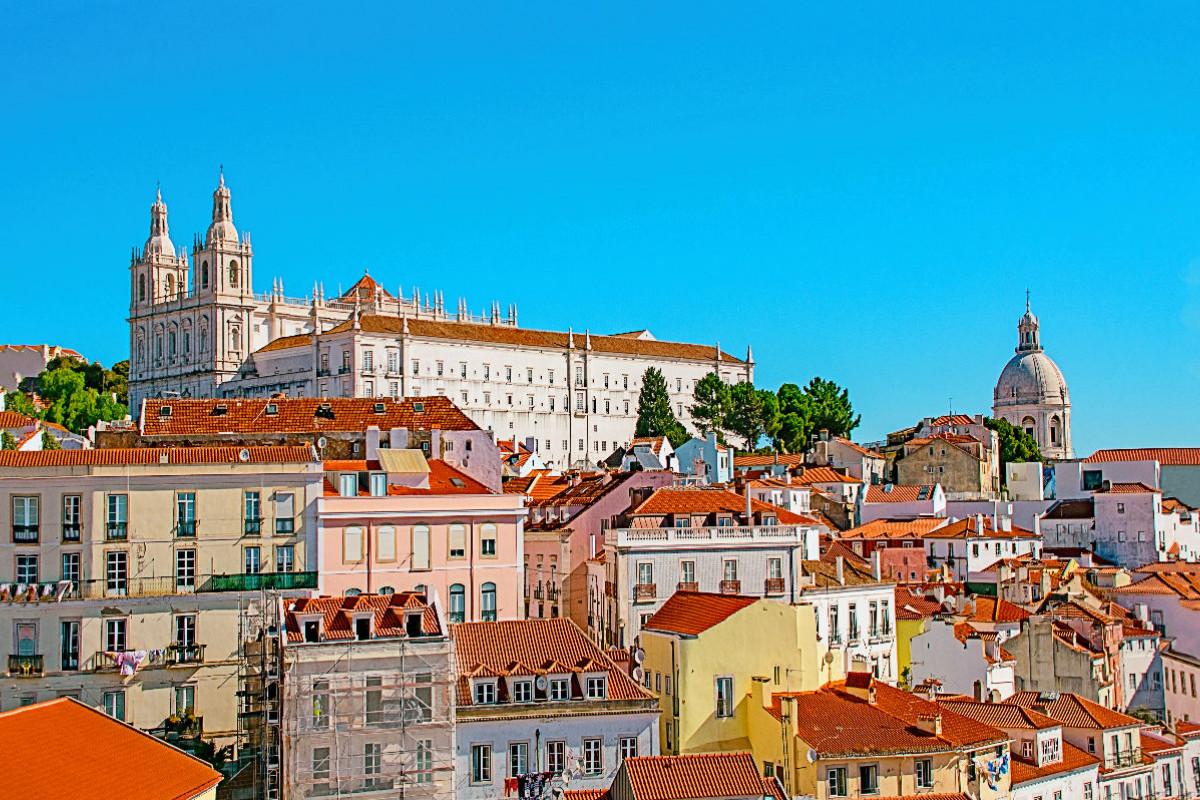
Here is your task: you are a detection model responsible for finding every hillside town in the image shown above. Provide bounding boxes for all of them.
[1,178,1199,800]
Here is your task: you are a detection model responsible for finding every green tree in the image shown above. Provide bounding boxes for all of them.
[38,366,128,434]
[40,430,61,450]
[689,373,732,438]
[726,382,781,451]
[801,377,861,439]
[3,391,41,419]
[774,382,814,452]
[635,367,688,448]
[985,417,1043,483]
[0,430,16,450]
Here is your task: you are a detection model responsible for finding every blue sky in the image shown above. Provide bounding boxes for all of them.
[3,2,1200,453]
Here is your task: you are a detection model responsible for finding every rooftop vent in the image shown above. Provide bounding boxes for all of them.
[158,406,172,417]
[265,403,279,415]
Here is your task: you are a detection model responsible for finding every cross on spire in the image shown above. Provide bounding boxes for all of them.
[1025,288,1031,311]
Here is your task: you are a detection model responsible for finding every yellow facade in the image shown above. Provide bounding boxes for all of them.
[640,598,823,758]
[896,617,926,684]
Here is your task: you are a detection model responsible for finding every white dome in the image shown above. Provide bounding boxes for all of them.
[994,350,1069,407]
[206,219,239,247]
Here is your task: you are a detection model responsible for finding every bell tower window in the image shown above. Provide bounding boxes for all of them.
[229,260,239,288]
[138,274,146,302]
[201,261,209,288]
[166,274,175,297]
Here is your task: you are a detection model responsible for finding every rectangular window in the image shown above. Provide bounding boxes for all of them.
[547,741,567,775]
[176,549,196,590]
[586,677,606,699]
[509,742,529,777]
[860,764,878,795]
[481,524,497,556]
[471,744,492,783]
[483,365,490,380]
[369,472,386,497]
[550,678,569,701]
[106,551,128,595]
[414,739,433,783]
[375,525,396,561]
[768,557,783,580]
[582,738,602,775]
[715,676,734,717]
[175,492,196,536]
[412,525,431,570]
[240,546,259,574]
[60,620,80,670]
[387,350,398,373]
[343,529,364,562]
[312,746,331,782]
[339,473,357,497]
[275,492,295,534]
[723,559,738,581]
[513,680,534,703]
[12,496,39,542]
[103,690,125,721]
[680,560,696,584]
[16,554,38,583]
[244,491,261,534]
[436,361,444,376]
[175,614,196,647]
[915,758,933,789]
[62,495,81,541]
[61,552,80,589]
[276,545,294,573]
[474,681,496,705]
[105,618,127,652]
[828,767,847,797]
[620,736,638,762]
[449,524,466,558]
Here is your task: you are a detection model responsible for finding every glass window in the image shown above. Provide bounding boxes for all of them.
[715,676,734,717]
[175,614,196,647]
[449,524,466,558]
[828,767,847,797]
[509,741,529,777]
[62,495,81,540]
[313,746,331,781]
[586,677,607,699]
[276,545,294,573]
[16,555,38,583]
[859,764,878,795]
[106,495,128,538]
[547,741,567,775]
[680,560,695,584]
[244,546,261,574]
[106,551,128,595]
[474,680,496,704]
[481,583,497,622]
[582,738,602,775]
[768,557,783,580]
[481,522,497,556]
[414,740,433,783]
[105,618,127,652]
[916,758,933,788]
[449,584,465,623]
[369,473,386,497]
[103,690,125,721]
[244,491,261,534]
[12,496,38,542]
[550,678,569,701]
[620,736,638,762]
[60,620,80,670]
[176,549,196,590]
[637,562,653,586]
[61,552,80,589]
[412,525,431,570]
[339,473,357,497]
[275,492,295,534]
[175,492,196,536]
[512,680,533,703]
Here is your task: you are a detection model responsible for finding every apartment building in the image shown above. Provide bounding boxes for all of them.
[798,556,897,684]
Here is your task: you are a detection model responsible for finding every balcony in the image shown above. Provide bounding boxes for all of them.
[205,571,318,592]
[316,368,331,377]
[61,523,81,542]
[614,525,810,547]
[546,585,560,601]
[106,522,128,540]
[93,649,167,672]
[75,576,177,599]
[448,611,465,624]
[634,584,657,602]
[8,654,44,677]
[12,524,39,543]
[677,581,699,592]
[719,579,742,595]
[244,518,262,535]
[176,520,197,537]
[166,643,205,666]
[828,633,844,647]
[338,366,351,374]
[848,630,861,645]
[765,577,786,595]
[1107,749,1143,769]
[276,518,295,535]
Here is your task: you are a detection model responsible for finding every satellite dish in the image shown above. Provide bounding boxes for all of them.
[806,748,818,764]
[536,676,549,691]
[824,651,835,665]
[632,648,645,665]
[239,448,250,462]
[317,436,327,450]
[632,666,644,683]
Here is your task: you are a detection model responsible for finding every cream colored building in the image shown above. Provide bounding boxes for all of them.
[0,446,324,751]
[993,300,1073,460]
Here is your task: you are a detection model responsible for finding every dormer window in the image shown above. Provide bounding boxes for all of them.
[265,403,278,415]
[354,617,371,641]
[512,680,534,703]
[304,620,320,643]
[550,678,570,701]
[474,681,497,705]
[369,473,387,497]
[339,474,357,497]
[763,516,778,526]
[585,676,607,699]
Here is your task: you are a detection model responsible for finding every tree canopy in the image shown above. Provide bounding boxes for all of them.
[635,367,689,448]
[5,358,129,435]
[689,373,731,438]
[984,417,1043,482]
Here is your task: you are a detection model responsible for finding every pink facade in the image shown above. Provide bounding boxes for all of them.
[317,460,526,622]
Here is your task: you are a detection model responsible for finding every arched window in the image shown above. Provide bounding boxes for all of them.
[1022,416,1036,439]
[449,584,465,624]
[230,327,241,351]
[182,326,191,355]
[412,524,431,571]
[229,260,239,287]
[378,585,395,596]
[167,330,177,359]
[481,523,497,557]
[448,524,466,558]
[138,274,146,302]
[136,338,144,365]
[481,582,497,621]
[345,587,361,596]
[1050,415,1061,445]
[199,320,208,353]
[165,273,175,297]
[200,261,209,288]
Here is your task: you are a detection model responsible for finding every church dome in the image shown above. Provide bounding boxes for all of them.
[993,350,1069,407]
[144,189,176,259]
[205,172,239,247]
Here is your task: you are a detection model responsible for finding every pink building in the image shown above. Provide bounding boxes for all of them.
[317,449,525,622]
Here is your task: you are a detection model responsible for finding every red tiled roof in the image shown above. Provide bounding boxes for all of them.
[833,436,885,458]
[871,795,970,800]
[1140,730,1185,756]
[323,459,493,496]
[327,315,746,363]
[924,516,1038,540]
[643,591,760,636]
[839,518,948,539]
[0,697,222,798]
[629,486,816,525]
[1009,742,1100,785]
[630,436,669,456]
[451,618,653,706]
[937,699,1059,730]
[139,396,480,436]
[621,752,766,800]
[0,445,316,468]
[894,587,947,620]
[863,484,938,503]
[931,415,978,427]
[1112,572,1200,601]
[967,597,1032,624]
[774,679,1007,756]
[256,332,312,353]
[0,410,38,429]
[337,273,397,303]
[732,452,806,468]
[1085,448,1200,466]
[1007,691,1141,729]
[793,467,861,485]
[1095,482,1158,494]
[908,432,982,448]
[285,592,441,642]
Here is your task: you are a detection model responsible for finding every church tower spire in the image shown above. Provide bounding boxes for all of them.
[206,169,239,246]
[1016,292,1041,353]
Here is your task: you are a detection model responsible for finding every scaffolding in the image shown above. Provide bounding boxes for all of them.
[278,618,457,799]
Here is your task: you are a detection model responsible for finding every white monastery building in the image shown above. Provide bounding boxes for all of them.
[992,299,1073,460]
[127,177,752,468]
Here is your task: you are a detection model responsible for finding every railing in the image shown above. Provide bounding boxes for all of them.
[206,571,318,592]
[107,522,128,540]
[8,654,43,677]
[276,518,295,535]
[634,584,657,601]
[338,366,351,374]
[244,518,262,535]
[448,611,465,624]
[829,633,844,646]
[848,631,861,645]
[93,650,167,672]
[614,525,810,546]
[12,525,39,543]
[167,643,206,665]
[1108,749,1143,769]
[316,368,331,377]
[62,524,81,542]
[546,585,560,601]
[677,581,699,592]
[720,579,742,595]
[75,576,177,599]
[765,577,786,595]
[176,520,197,537]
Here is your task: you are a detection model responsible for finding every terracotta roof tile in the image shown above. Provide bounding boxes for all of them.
[793,467,861,485]
[0,410,38,428]
[1009,742,1100,784]
[1085,448,1200,466]
[894,587,947,620]
[139,395,480,436]
[0,445,315,468]
[967,597,1032,624]
[833,436,885,458]
[621,752,766,800]
[0,697,222,798]
[840,518,948,539]
[323,459,493,496]
[732,452,806,468]
[629,486,817,525]
[325,315,745,363]
[924,516,1038,540]
[1095,482,1158,494]
[801,559,889,589]
[643,591,760,636]
[255,332,312,353]
[1007,691,1142,729]
[285,592,442,642]
[937,699,1059,730]
[864,484,938,503]
[931,415,978,426]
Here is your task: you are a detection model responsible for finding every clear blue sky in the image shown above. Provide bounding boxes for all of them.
[4,2,1200,454]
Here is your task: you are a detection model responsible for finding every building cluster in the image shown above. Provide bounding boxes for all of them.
[3,180,1200,800]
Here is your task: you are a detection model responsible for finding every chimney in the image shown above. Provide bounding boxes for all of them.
[745,482,753,524]
[836,556,845,586]
[871,550,881,582]
[1033,513,1042,537]
[429,426,442,456]
[390,427,410,450]
[844,669,874,701]
[975,513,985,534]
[917,713,943,736]
[365,426,380,461]
[1001,516,1012,532]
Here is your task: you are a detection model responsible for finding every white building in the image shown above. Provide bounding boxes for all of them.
[798,555,898,684]
[1092,483,1200,569]
[992,300,1073,460]
[924,514,1042,584]
[126,179,753,469]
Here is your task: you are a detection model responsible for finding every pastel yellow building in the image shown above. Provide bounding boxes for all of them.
[747,672,1013,800]
[639,591,823,759]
